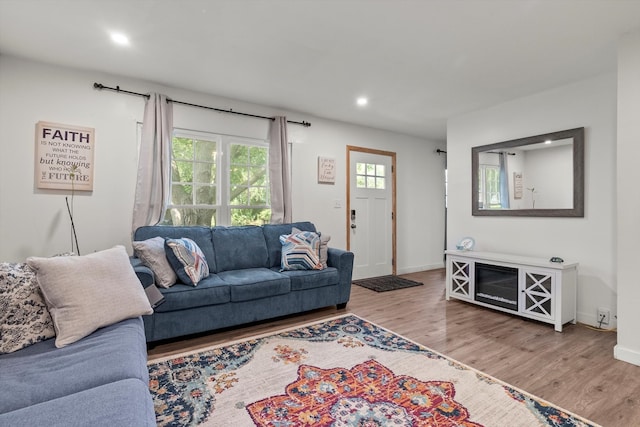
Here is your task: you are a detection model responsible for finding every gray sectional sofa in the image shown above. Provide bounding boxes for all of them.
[0,317,155,426]
[132,221,354,342]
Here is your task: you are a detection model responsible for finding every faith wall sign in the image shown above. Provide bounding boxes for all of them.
[35,121,95,191]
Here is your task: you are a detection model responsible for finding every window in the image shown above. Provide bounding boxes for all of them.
[356,162,386,189]
[163,129,270,226]
[478,164,501,209]
[228,142,270,225]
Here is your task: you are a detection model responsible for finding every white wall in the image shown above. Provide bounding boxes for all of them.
[447,72,617,328]
[615,30,640,366]
[523,145,573,209]
[0,55,446,275]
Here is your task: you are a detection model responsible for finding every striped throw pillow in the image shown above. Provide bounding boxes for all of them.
[279,231,323,271]
[165,238,210,286]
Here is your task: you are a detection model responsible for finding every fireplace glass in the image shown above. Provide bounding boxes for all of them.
[474,263,518,311]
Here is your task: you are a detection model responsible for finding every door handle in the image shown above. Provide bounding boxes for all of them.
[351,224,357,229]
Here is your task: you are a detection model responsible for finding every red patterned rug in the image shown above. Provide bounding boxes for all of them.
[147,314,599,426]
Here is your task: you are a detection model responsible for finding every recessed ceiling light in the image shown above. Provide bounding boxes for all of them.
[356,97,368,107]
[110,32,130,46]
[544,140,552,144]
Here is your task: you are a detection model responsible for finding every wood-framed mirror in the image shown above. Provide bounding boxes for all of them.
[472,127,584,217]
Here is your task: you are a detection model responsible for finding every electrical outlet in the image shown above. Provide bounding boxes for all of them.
[597,308,610,326]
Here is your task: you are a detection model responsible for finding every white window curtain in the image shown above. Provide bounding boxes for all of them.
[131,93,173,234]
[269,116,292,223]
[499,152,510,209]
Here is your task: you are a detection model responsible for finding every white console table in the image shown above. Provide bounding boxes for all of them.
[445,250,578,332]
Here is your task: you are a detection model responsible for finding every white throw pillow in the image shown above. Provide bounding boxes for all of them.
[27,245,153,348]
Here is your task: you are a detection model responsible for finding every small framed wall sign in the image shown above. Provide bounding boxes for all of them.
[317,156,336,184]
[35,121,95,191]
[513,172,523,199]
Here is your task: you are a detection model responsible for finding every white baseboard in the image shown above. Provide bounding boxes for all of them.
[614,344,640,367]
[397,262,445,275]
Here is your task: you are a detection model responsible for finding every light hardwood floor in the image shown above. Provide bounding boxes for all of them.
[147,269,640,427]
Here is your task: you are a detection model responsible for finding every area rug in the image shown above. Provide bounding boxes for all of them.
[147,314,599,426]
[353,275,423,292]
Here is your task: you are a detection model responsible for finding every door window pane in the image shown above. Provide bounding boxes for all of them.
[356,162,387,189]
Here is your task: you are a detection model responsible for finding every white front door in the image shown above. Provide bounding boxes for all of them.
[348,148,395,280]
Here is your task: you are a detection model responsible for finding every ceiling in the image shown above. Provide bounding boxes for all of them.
[1,0,639,141]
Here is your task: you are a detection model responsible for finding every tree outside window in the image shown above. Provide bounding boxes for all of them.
[228,143,270,225]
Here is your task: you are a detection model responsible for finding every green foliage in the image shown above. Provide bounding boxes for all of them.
[231,208,271,226]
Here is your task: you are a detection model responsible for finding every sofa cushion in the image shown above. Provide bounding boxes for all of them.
[135,226,217,272]
[152,274,230,312]
[0,317,148,414]
[212,226,269,272]
[132,237,177,288]
[279,231,323,271]
[263,222,317,268]
[165,238,210,286]
[217,268,290,302]
[274,267,340,291]
[26,246,153,348]
[0,378,155,427]
[0,262,55,354]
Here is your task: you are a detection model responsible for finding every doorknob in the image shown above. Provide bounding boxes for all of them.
[351,224,357,229]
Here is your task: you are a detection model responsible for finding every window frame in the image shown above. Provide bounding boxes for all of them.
[164,128,270,226]
[355,161,387,190]
[478,164,501,209]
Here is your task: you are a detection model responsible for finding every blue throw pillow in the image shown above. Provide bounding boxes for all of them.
[279,231,322,271]
[164,238,210,286]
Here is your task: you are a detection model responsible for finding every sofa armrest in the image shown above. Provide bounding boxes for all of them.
[129,257,154,288]
[327,248,354,305]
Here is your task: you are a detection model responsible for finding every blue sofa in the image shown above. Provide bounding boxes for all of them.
[132,222,354,342]
[0,317,155,426]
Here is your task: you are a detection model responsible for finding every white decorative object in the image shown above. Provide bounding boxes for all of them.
[445,250,578,332]
[317,156,336,184]
[456,237,475,251]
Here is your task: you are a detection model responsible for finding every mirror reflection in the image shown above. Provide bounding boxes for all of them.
[472,127,584,217]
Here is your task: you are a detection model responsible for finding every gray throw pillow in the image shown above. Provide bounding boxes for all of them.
[0,262,55,354]
[319,233,331,269]
[133,237,177,288]
[27,245,153,348]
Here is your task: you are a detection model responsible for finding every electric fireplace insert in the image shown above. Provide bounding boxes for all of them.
[474,262,518,311]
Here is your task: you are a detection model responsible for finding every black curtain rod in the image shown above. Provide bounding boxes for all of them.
[93,82,311,127]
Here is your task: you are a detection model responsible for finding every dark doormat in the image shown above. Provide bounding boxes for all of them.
[353,275,423,292]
